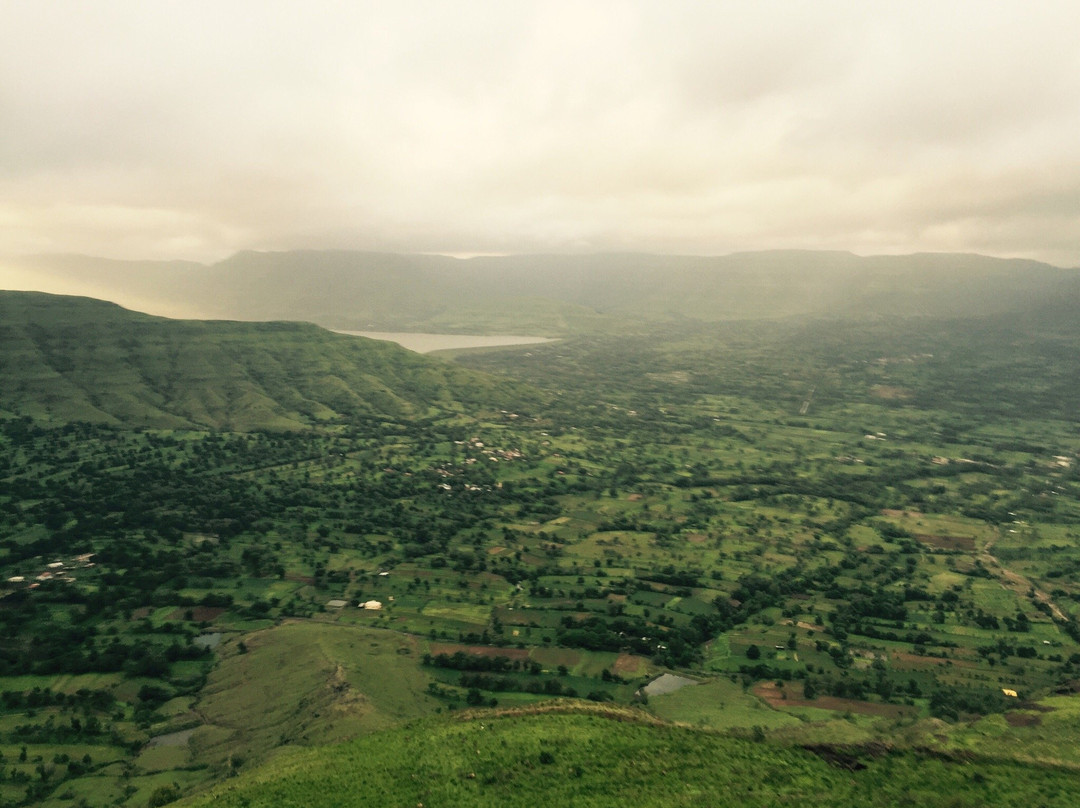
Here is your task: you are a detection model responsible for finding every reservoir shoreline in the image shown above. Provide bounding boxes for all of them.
[335,331,554,354]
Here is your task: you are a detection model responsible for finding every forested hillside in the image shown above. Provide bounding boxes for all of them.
[0,292,535,429]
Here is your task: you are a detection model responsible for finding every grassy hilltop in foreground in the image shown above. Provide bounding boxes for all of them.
[183,706,1080,808]
[0,291,534,429]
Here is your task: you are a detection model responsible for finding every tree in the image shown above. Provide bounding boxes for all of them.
[147,782,180,807]
[746,644,761,660]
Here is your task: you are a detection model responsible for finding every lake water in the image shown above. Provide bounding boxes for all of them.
[336,331,553,353]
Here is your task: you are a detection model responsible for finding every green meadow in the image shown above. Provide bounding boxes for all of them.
[182,706,1080,808]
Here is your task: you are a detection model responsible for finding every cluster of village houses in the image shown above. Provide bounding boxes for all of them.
[455,436,525,463]
[429,437,525,493]
[6,553,95,590]
[324,571,394,612]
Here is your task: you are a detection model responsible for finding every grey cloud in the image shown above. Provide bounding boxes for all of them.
[1,0,1078,265]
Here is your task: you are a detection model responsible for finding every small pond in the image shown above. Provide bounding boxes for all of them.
[643,673,698,697]
[193,632,222,650]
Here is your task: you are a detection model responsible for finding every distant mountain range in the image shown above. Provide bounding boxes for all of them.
[3,250,1077,335]
[0,291,534,429]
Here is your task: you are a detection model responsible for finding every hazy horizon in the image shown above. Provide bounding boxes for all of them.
[1,245,1075,270]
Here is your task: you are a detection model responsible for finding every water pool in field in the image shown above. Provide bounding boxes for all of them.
[644,673,698,697]
[336,331,553,353]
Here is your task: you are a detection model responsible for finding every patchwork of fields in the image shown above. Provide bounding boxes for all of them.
[4,298,1080,805]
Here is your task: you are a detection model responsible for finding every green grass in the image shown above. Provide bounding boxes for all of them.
[189,622,439,772]
[939,693,1080,768]
[0,672,122,693]
[180,705,1080,808]
[703,635,731,671]
[420,602,493,626]
[648,677,802,730]
[136,742,191,772]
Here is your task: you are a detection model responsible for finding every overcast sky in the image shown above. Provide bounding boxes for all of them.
[2,1,1078,266]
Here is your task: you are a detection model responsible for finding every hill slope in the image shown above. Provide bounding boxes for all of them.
[181,706,1080,808]
[5,250,1078,335]
[0,291,533,429]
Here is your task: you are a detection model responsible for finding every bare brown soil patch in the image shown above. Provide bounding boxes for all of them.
[428,643,531,661]
[915,533,975,551]
[1004,711,1042,727]
[529,648,582,668]
[686,533,708,544]
[130,607,152,620]
[487,546,505,555]
[613,653,648,676]
[891,651,976,669]
[802,746,866,771]
[627,494,643,501]
[871,385,912,400]
[285,573,315,585]
[795,621,827,632]
[404,568,447,579]
[167,606,225,622]
[754,682,916,718]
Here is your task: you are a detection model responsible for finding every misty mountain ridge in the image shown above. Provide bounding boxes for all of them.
[3,249,1077,335]
[0,291,535,430]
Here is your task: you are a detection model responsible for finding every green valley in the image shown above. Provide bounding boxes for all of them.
[2,273,1080,807]
[0,292,532,429]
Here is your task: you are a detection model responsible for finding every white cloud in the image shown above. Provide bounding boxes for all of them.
[1,0,1078,265]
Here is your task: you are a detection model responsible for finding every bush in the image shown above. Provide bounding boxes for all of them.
[147,783,180,807]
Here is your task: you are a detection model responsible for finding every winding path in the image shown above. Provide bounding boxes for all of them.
[979,531,1068,623]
